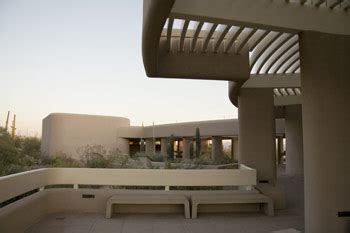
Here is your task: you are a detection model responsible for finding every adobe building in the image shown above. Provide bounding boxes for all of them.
[1,1,349,233]
[41,112,286,162]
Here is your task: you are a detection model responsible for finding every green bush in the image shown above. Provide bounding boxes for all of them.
[108,149,129,168]
[43,152,81,168]
[15,136,41,159]
[149,152,165,162]
[218,155,235,165]
[78,145,130,168]
[165,160,173,169]
[0,127,24,176]
[193,155,211,165]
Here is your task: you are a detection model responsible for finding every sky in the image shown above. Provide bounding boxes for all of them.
[0,0,237,137]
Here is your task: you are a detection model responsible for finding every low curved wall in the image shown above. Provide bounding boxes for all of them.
[0,167,258,233]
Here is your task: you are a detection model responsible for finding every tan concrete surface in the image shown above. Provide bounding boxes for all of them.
[211,136,223,161]
[182,137,191,160]
[106,194,191,219]
[0,168,257,205]
[285,105,303,175]
[238,88,276,185]
[300,31,350,233]
[161,138,169,156]
[23,172,304,233]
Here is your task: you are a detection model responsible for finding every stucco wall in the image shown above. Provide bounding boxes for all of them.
[41,113,286,158]
[41,113,130,159]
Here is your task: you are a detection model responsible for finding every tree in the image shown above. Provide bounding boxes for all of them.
[0,127,21,176]
[195,127,201,158]
[18,136,41,159]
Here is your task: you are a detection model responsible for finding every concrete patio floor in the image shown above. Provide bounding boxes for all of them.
[25,171,304,233]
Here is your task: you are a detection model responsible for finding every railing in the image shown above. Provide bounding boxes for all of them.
[0,166,256,205]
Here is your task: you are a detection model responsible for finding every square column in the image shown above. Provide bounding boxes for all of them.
[160,138,169,156]
[145,138,155,155]
[211,136,223,161]
[183,137,191,160]
[300,31,350,233]
[238,88,276,185]
[285,105,303,175]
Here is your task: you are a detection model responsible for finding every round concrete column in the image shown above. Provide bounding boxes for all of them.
[285,105,303,175]
[211,136,223,161]
[160,138,168,156]
[300,31,350,233]
[238,88,276,185]
[183,137,191,160]
[145,138,155,155]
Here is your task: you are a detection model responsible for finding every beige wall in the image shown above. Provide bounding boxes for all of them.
[118,119,285,139]
[0,168,257,205]
[41,113,130,159]
[41,113,286,158]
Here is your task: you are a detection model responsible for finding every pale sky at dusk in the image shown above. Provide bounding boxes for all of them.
[0,0,238,137]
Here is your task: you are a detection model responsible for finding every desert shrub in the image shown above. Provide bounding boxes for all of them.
[108,149,130,168]
[148,152,165,162]
[133,151,146,157]
[0,127,24,175]
[78,145,131,168]
[165,160,172,169]
[42,151,81,167]
[217,155,235,165]
[78,144,109,168]
[16,136,41,159]
[81,153,110,168]
[193,155,212,165]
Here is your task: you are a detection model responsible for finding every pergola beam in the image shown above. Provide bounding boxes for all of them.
[274,95,301,106]
[171,0,350,35]
[242,74,301,88]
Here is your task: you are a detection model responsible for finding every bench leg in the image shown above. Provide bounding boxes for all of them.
[263,202,274,217]
[191,202,198,219]
[106,203,112,219]
[184,202,190,219]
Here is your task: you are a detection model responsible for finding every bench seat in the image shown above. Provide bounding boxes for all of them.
[191,193,274,218]
[106,194,190,219]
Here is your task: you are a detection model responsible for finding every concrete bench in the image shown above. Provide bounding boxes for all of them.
[106,194,190,219]
[191,193,274,219]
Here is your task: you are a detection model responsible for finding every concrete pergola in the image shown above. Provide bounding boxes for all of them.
[141,1,350,232]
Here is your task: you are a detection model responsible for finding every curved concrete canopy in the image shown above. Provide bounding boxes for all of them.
[142,0,348,107]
